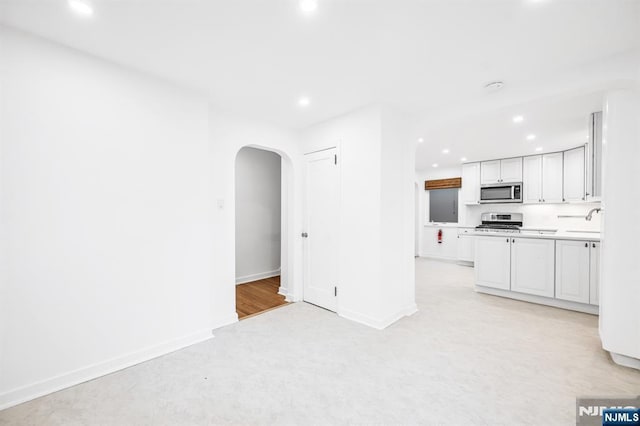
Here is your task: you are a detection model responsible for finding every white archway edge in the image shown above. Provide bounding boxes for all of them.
[208,108,305,330]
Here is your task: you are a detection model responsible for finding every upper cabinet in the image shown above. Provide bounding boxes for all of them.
[461,162,480,205]
[462,139,599,206]
[480,160,501,184]
[523,153,563,203]
[480,158,522,184]
[563,146,586,202]
[541,152,564,203]
[500,157,523,183]
[522,155,542,203]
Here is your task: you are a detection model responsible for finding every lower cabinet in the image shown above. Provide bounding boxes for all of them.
[555,240,599,304]
[457,228,475,262]
[475,236,555,295]
[475,235,601,311]
[510,237,555,297]
[475,236,511,290]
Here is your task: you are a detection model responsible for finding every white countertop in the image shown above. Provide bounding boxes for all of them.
[423,222,460,228]
[469,230,600,241]
[423,223,600,241]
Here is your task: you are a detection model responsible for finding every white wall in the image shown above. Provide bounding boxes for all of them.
[380,106,417,323]
[302,105,417,329]
[0,27,305,410]
[599,89,640,369]
[0,28,214,408]
[208,109,303,307]
[234,147,282,284]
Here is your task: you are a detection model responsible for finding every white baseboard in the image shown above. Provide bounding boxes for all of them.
[212,313,239,330]
[0,329,215,411]
[277,286,288,297]
[610,352,640,370]
[339,304,418,330]
[235,269,281,285]
[475,285,599,315]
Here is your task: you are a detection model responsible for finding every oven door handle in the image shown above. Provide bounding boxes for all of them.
[511,185,515,200]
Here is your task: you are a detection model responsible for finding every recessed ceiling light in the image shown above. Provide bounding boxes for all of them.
[535,147,543,152]
[417,138,424,143]
[68,0,93,16]
[299,0,318,14]
[298,96,310,107]
[460,157,467,162]
[513,115,524,123]
[442,149,450,154]
[526,134,536,141]
[432,163,439,168]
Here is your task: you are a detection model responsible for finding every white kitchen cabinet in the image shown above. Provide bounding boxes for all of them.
[541,152,563,203]
[500,157,523,183]
[523,155,542,203]
[555,240,590,304]
[457,228,475,263]
[510,237,555,297]
[480,160,501,184]
[461,162,480,204]
[589,241,600,305]
[481,158,522,184]
[421,226,458,260]
[475,235,511,290]
[563,146,586,202]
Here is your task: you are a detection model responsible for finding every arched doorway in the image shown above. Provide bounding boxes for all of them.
[233,145,295,319]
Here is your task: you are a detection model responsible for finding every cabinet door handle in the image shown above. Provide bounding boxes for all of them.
[585,243,588,248]
[512,239,515,243]
[592,243,596,248]
[506,238,509,243]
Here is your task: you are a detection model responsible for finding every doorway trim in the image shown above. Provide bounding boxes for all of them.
[232,144,299,306]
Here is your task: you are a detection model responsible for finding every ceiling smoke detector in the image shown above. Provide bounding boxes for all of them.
[484,81,505,92]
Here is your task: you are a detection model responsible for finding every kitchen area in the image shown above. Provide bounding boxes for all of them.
[418,112,604,315]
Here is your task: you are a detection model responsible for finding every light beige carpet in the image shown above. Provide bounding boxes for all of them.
[1,258,639,425]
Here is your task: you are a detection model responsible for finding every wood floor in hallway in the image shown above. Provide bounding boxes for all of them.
[236,276,288,319]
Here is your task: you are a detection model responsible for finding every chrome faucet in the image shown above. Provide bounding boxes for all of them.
[585,208,602,221]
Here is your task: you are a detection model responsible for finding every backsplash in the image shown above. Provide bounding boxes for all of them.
[463,202,602,231]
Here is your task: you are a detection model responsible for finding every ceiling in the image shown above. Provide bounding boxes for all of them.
[1,0,640,166]
[414,90,606,170]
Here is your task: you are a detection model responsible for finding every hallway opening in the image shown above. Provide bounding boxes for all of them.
[235,146,288,319]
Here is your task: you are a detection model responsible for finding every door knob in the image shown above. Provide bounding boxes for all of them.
[301,232,308,238]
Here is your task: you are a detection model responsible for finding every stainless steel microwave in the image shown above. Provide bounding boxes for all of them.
[480,182,523,204]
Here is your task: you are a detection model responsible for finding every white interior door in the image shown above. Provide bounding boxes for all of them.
[303,148,339,312]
